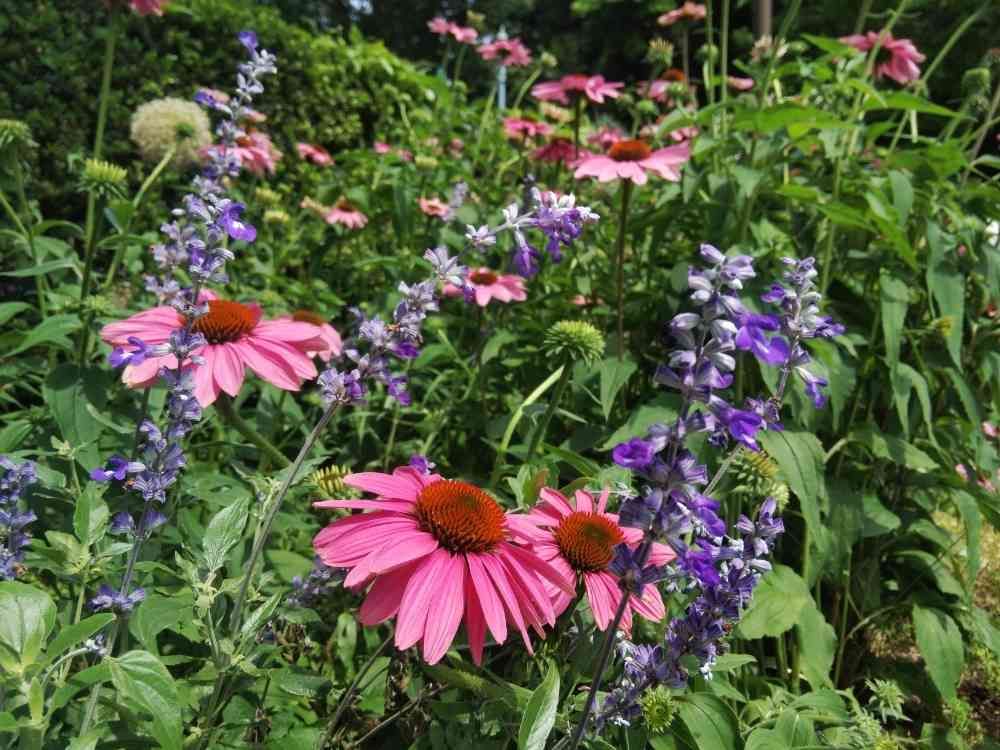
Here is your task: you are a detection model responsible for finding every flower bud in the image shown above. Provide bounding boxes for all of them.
[640,686,677,734]
[0,119,35,151]
[79,159,128,199]
[543,320,606,365]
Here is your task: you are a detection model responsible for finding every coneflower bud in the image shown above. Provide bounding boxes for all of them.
[930,316,953,338]
[311,464,353,497]
[0,119,35,151]
[264,209,289,225]
[544,320,606,366]
[414,155,439,170]
[639,685,676,734]
[540,51,558,69]
[79,159,128,199]
[962,67,992,98]
[255,186,282,206]
[646,38,674,66]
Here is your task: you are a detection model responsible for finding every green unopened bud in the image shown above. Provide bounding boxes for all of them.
[646,38,674,66]
[544,320,605,365]
[770,483,790,511]
[0,119,35,150]
[983,47,1000,74]
[854,711,882,744]
[79,158,128,199]
[540,51,558,69]
[466,10,485,30]
[962,67,992,98]
[697,43,719,64]
[312,464,354,497]
[639,686,676,734]
[930,316,954,338]
[731,447,781,498]
[264,209,289,225]
[255,186,282,206]
[873,735,902,750]
[414,154,439,170]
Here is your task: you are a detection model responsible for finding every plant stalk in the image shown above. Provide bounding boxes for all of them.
[614,181,634,360]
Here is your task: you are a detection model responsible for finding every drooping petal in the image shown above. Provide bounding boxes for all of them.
[464,570,488,665]
[538,487,574,517]
[344,472,422,502]
[630,582,665,622]
[312,499,416,513]
[396,549,451,651]
[367,530,439,574]
[466,554,508,645]
[479,552,532,652]
[213,342,246,397]
[359,560,422,626]
[584,571,620,630]
[193,347,222,406]
[421,552,466,664]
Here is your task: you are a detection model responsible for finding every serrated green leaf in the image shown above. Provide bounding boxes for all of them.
[736,565,811,638]
[109,650,182,750]
[42,614,114,667]
[912,606,963,701]
[202,497,250,571]
[0,582,56,669]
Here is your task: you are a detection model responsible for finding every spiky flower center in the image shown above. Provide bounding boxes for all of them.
[292,309,326,326]
[608,139,652,162]
[663,68,686,81]
[335,197,356,211]
[415,480,506,554]
[191,300,257,344]
[554,511,624,572]
[469,270,499,286]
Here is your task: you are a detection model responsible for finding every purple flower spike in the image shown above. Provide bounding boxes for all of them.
[219,202,257,243]
[613,438,656,470]
[238,30,259,51]
[90,455,145,483]
[409,455,435,474]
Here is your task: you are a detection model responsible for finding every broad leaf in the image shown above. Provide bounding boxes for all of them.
[517,661,560,750]
[202,497,250,571]
[880,271,908,368]
[677,694,738,750]
[912,606,963,701]
[598,356,637,421]
[0,582,56,669]
[9,314,80,356]
[736,565,811,638]
[795,602,836,688]
[109,650,182,750]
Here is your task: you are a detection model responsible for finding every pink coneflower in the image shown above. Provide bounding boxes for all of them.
[658,2,707,26]
[374,141,392,154]
[242,109,267,125]
[129,0,167,15]
[956,464,970,482]
[727,76,755,91]
[668,124,699,142]
[478,38,532,67]
[983,421,998,439]
[427,16,451,35]
[840,30,925,85]
[448,25,478,44]
[532,74,625,105]
[418,197,450,218]
[503,117,553,142]
[587,127,624,151]
[443,268,527,307]
[516,488,673,633]
[531,138,582,165]
[312,467,574,664]
[574,139,690,185]
[325,198,367,229]
[100,292,327,406]
[203,130,281,176]
[277,311,343,363]
[296,142,333,166]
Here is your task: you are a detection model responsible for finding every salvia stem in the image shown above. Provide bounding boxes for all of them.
[614,180,633,360]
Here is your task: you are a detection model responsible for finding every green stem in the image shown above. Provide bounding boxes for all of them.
[832,552,854,685]
[720,0,731,117]
[614,181,634,360]
[525,362,572,462]
[963,77,1000,186]
[853,0,874,34]
[76,196,106,364]
[214,395,290,468]
[319,636,393,745]
[775,632,789,681]
[0,188,46,318]
[92,18,118,163]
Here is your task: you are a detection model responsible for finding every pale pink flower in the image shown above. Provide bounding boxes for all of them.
[100,292,326,406]
[514,488,674,633]
[956,464,970,482]
[130,0,167,15]
[373,141,392,154]
[575,139,690,185]
[957,244,968,257]
[276,311,343,363]
[427,16,451,35]
[669,124,699,142]
[203,130,281,176]
[978,477,997,494]
[982,421,998,439]
[503,117,553,141]
[443,268,528,307]
[418,197,450,218]
[727,76,755,91]
[840,31,925,85]
[587,127,624,151]
[296,142,333,166]
[531,138,583,165]
[658,2,707,26]
[242,109,267,124]
[532,74,625,105]
[325,198,367,229]
[478,38,532,67]
[448,25,478,44]
[397,148,414,162]
[300,196,330,218]
[312,468,574,664]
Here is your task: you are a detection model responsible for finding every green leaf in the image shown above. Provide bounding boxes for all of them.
[42,364,108,469]
[109,650,182,750]
[8,314,80,356]
[677,694,738,750]
[0,582,56,669]
[736,565,811,638]
[848,425,937,471]
[598,356,637,421]
[880,271,908,367]
[517,661,560,750]
[861,493,901,538]
[912,606,963,701]
[944,368,981,424]
[952,491,981,593]
[864,91,960,118]
[42,614,114,667]
[0,258,80,278]
[890,363,935,444]
[732,104,850,135]
[888,171,913,224]
[481,329,517,365]
[266,549,314,583]
[0,302,31,326]
[926,222,964,368]
[73,484,109,547]
[795,602,836,688]
[130,593,191,655]
[201,496,250,571]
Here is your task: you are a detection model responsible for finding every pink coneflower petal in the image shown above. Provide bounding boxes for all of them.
[367,530,439,575]
[396,549,451,651]
[313,498,416,513]
[584,572,617,629]
[464,573,488,664]
[359,560,420,625]
[466,554,508,644]
[422,553,466,663]
[345,471,422,500]
[479,552,533,652]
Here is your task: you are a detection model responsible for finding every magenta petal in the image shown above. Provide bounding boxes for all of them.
[464,571,488,665]
[345,472,421,502]
[421,553,465,664]
[395,549,449,651]
[367,531,439,574]
[466,555,508,645]
[359,560,421,626]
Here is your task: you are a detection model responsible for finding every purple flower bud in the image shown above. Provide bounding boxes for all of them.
[612,438,656,470]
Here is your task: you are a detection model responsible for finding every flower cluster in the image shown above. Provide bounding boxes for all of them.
[464,188,600,277]
[318,247,463,408]
[0,456,38,581]
[286,556,346,608]
[761,256,845,408]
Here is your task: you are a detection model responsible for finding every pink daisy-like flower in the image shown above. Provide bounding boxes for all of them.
[312,468,575,664]
[574,138,690,185]
[296,142,333,166]
[448,25,478,44]
[478,38,532,67]
[100,292,327,406]
[657,2,707,26]
[204,131,281,176]
[503,117,554,142]
[839,30,925,85]
[326,198,368,229]
[532,74,625,105]
[242,109,267,125]
[277,311,343,363]
[427,16,451,35]
[373,141,392,154]
[587,126,624,151]
[443,268,528,307]
[418,197,450,218]
[516,488,674,633]
[130,0,167,15]
[727,76,755,91]
[956,464,970,482]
